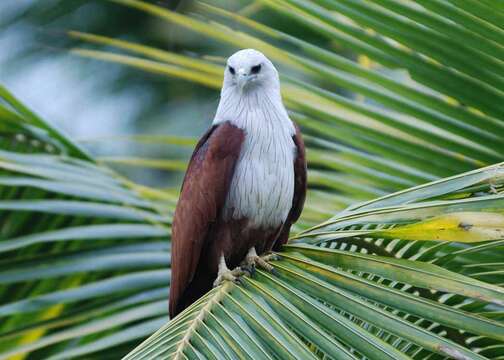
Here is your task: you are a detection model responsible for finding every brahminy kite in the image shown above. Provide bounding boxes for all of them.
[169,49,307,318]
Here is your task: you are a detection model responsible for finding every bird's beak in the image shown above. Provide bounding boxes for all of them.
[236,68,250,91]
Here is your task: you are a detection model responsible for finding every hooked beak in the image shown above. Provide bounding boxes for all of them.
[236,68,250,91]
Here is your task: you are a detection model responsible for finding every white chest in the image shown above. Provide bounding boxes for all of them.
[224,124,295,228]
[214,86,297,228]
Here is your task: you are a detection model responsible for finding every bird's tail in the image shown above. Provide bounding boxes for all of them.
[169,269,214,319]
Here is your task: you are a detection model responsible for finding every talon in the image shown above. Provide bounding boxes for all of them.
[233,267,247,279]
[213,267,245,287]
[242,248,278,274]
[249,265,256,276]
[212,271,234,287]
[256,256,274,272]
[262,253,280,262]
[241,264,255,276]
[213,255,247,287]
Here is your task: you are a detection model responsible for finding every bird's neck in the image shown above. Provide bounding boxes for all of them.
[213,87,295,136]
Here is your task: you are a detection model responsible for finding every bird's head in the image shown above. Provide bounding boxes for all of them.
[223,49,279,93]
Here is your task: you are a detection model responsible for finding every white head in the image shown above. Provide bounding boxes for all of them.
[222,49,280,94]
[214,48,293,135]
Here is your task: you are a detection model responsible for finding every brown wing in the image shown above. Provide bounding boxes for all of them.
[273,123,307,250]
[169,122,245,318]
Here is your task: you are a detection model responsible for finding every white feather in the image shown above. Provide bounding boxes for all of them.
[213,49,296,228]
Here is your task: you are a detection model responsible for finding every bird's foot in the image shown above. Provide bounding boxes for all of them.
[241,249,280,276]
[212,266,246,288]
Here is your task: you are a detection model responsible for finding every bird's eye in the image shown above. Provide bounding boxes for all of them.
[250,64,261,74]
[228,66,235,75]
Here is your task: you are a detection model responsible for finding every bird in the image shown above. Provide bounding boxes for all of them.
[169,49,307,318]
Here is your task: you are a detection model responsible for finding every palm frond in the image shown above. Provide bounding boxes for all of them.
[0,87,171,359]
[127,224,503,359]
[2,0,504,358]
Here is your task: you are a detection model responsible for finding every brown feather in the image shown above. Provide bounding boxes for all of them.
[169,122,245,318]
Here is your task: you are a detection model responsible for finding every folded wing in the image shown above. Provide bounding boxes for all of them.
[169,122,245,318]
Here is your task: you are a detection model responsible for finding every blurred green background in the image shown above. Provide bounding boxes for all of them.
[2,1,212,188]
[0,0,332,188]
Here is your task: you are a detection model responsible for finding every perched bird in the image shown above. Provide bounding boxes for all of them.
[169,49,307,318]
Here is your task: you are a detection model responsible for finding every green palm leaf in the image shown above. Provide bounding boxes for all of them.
[0,86,171,359]
[1,0,504,359]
